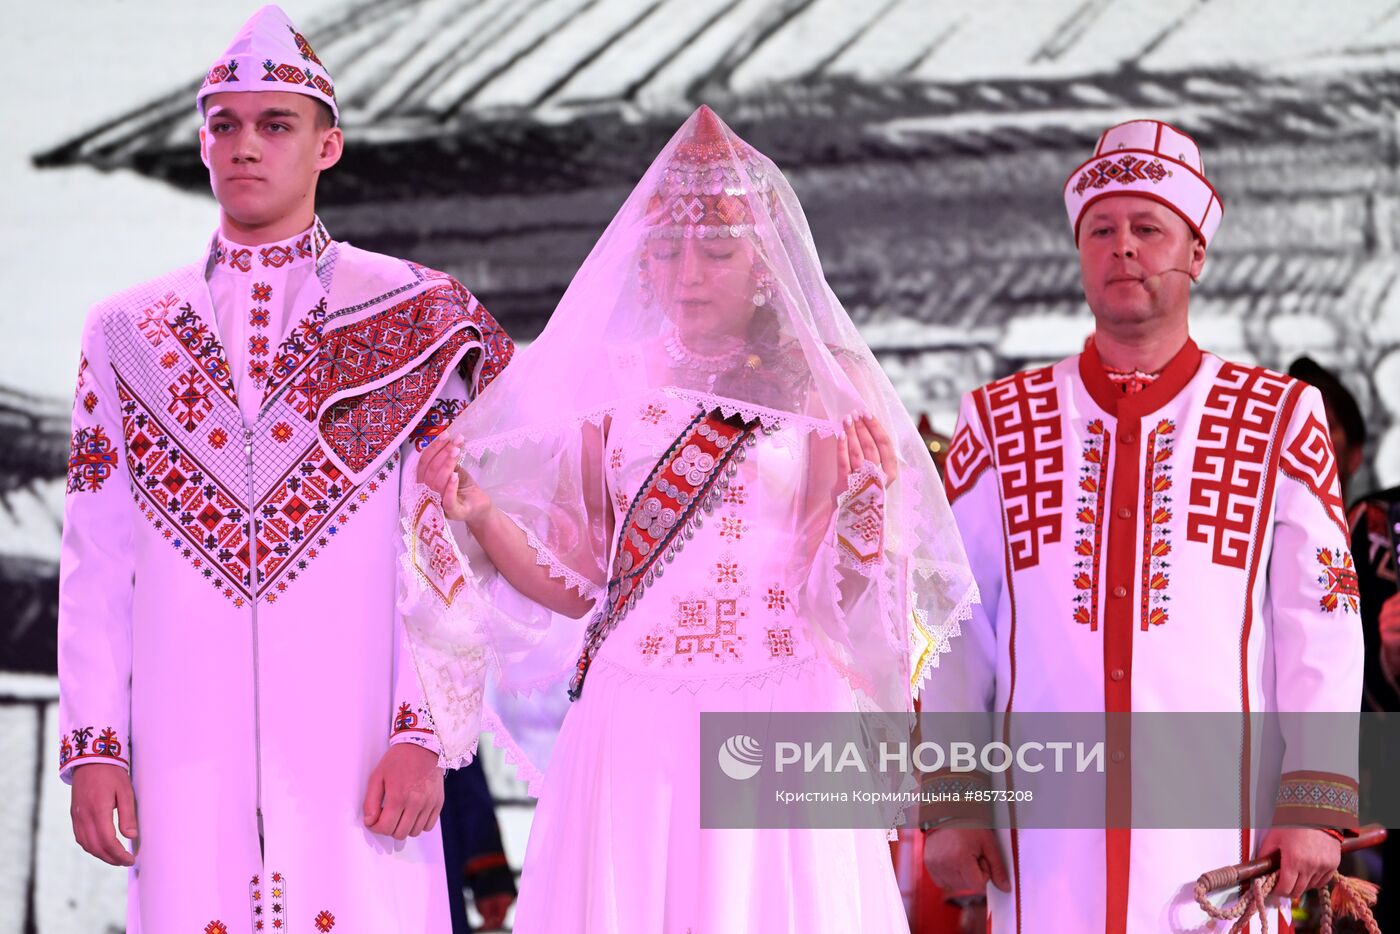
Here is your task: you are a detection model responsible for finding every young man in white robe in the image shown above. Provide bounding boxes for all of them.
[922,120,1364,933]
[57,6,512,931]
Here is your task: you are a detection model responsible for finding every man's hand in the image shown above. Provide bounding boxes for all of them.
[1379,593,1400,683]
[70,762,137,866]
[475,892,514,930]
[922,827,1010,897]
[363,743,445,841]
[1256,827,1341,901]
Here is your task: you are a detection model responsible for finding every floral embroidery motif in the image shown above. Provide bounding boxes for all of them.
[68,425,119,493]
[167,366,214,431]
[713,561,742,585]
[1139,419,1175,630]
[1072,153,1171,196]
[718,516,746,543]
[609,447,624,471]
[722,483,747,505]
[764,586,787,612]
[82,391,98,414]
[409,398,466,451]
[136,292,180,347]
[1316,548,1360,614]
[391,701,434,736]
[208,427,229,449]
[1071,420,1110,630]
[640,403,667,424]
[58,724,127,769]
[314,910,336,932]
[766,626,795,658]
[271,421,294,443]
[250,870,288,932]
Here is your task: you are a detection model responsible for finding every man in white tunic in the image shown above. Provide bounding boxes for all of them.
[57,7,512,931]
[922,120,1364,933]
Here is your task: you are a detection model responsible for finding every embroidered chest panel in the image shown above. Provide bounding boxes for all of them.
[104,287,397,606]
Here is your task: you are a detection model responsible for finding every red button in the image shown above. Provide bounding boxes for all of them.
[1110,668,1125,681]
[1116,507,1132,519]
[1111,750,1126,764]
[1120,433,1137,445]
[1112,586,1128,598]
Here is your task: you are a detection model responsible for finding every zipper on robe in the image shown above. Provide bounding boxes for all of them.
[244,427,266,854]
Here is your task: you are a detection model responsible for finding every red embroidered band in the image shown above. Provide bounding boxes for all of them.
[569,407,760,699]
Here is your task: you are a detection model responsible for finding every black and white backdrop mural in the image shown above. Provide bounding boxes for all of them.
[4,0,1399,929]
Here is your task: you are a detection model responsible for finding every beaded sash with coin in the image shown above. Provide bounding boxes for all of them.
[568,407,761,699]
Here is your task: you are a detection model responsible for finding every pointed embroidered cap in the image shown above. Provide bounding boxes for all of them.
[1064,119,1223,247]
[645,105,776,238]
[197,5,338,123]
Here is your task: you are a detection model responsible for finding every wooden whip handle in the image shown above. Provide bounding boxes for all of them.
[1197,825,1388,892]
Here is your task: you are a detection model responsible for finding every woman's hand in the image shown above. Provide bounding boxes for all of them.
[835,413,898,498]
[417,434,492,525]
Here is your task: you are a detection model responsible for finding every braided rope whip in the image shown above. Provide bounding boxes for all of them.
[1194,867,1381,934]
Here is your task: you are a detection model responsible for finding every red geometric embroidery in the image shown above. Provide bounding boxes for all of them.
[1185,364,1291,570]
[714,561,742,585]
[609,447,624,471]
[169,303,238,404]
[391,702,434,736]
[209,427,229,449]
[136,292,180,347]
[638,632,665,658]
[119,377,394,603]
[260,244,297,268]
[251,282,273,303]
[264,298,327,412]
[718,516,746,542]
[249,335,271,358]
[1279,410,1348,541]
[167,365,214,431]
[309,280,511,477]
[1072,154,1172,196]
[289,25,324,66]
[767,626,795,657]
[672,596,745,662]
[641,403,667,424]
[206,922,229,934]
[159,350,180,369]
[68,425,119,492]
[58,724,128,769]
[944,419,992,505]
[204,58,239,86]
[1071,419,1111,630]
[82,391,98,414]
[765,586,787,612]
[271,421,294,443]
[409,398,466,451]
[1316,548,1360,614]
[1139,419,1175,630]
[722,484,747,506]
[314,910,336,932]
[984,366,1064,570]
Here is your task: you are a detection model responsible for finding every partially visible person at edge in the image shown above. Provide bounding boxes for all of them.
[921,119,1364,933]
[57,5,511,929]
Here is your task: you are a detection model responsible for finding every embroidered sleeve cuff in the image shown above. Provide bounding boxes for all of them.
[389,701,442,754]
[1273,770,1360,831]
[917,769,994,828]
[834,460,886,571]
[58,725,131,782]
